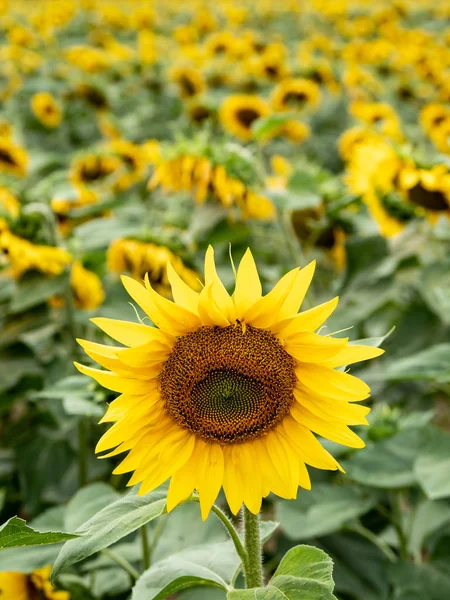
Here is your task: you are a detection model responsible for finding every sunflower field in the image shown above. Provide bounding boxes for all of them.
[1,0,450,599]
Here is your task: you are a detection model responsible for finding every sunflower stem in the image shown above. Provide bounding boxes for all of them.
[189,496,248,573]
[209,504,248,571]
[101,548,139,583]
[243,508,264,588]
[78,419,88,487]
[141,524,151,571]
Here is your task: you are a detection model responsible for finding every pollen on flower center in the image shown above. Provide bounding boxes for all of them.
[160,323,296,444]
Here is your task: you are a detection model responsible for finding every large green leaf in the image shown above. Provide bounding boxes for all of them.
[389,561,450,600]
[414,427,450,499]
[417,260,450,325]
[409,500,450,556]
[277,484,376,540]
[0,517,77,549]
[131,541,236,600]
[64,483,121,532]
[373,344,450,383]
[9,272,67,313]
[343,428,422,488]
[227,546,336,600]
[51,488,167,578]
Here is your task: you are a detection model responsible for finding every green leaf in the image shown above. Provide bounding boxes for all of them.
[64,483,121,532]
[227,546,336,599]
[414,427,450,499]
[409,500,450,556]
[51,488,167,579]
[373,344,450,383]
[131,541,235,600]
[9,272,67,313]
[417,260,450,325]
[277,485,376,540]
[343,428,422,488]
[252,114,292,140]
[0,517,77,549]
[389,561,450,600]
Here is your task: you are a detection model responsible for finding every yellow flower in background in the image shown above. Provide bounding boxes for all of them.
[0,137,28,177]
[204,31,237,59]
[169,65,206,99]
[350,101,403,141]
[107,239,200,296]
[109,140,148,190]
[0,230,71,279]
[71,261,104,310]
[77,247,383,519]
[271,78,321,113]
[31,92,63,128]
[262,120,310,144]
[0,567,69,600]
[338,126,382,161]
[70,153,122,191]
[220,94,270,141]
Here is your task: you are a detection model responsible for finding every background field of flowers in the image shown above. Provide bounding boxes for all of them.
[1,0,450,599]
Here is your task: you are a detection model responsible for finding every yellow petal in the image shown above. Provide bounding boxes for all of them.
[167,261,200,314]
[277,261,316,321]
[167,451,198,512]
[233,444,263,514]
[285,332,348,362]
[198,283,231,327]
[118,341,171,369]
[296,363,370,401]
[322,345,384,368]
[282,416,342,471]
[75,362,156,394]
[294,387,370,426]
[291,403,365,448]
[273,297,339,337]
[144,274,201,334]
[204,246,236,322]
[76,339,122,359]
[91,317,162,347]
[138,434,196,496]
[244,268,299,328]
[222,447,244,515]
[265,430,298,498]
[233,248,262,319]
[197,443,224,520]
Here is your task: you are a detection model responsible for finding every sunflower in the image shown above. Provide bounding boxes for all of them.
[396,164,450,221]
[350,101,403,141]
[0,137,28,177]
[31,92,63,128]
[77,247,383,519]
[220,94,270,141]
[107,239,201,296]
[70,153,122,191]
[0,230,72,278]
[71,261,104,310]
[270,78,321,113]
[262,120,310,143]
[0,567,69,600]
[169,65,206,99]
[205,31,237,58]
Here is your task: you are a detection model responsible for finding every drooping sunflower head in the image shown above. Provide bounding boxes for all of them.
[271,78,321,113]
[31,92,63,128]
[220,94,270,141]
[169,65,206,99]
[0,566,69,600]
[0,138,28,178]
[77,247,383,519]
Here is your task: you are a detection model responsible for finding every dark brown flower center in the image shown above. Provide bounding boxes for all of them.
[408,184,449,211]
[283,91,308,107]
[0,149,17,166]
[160,324,296,444]
[236,108,261,129]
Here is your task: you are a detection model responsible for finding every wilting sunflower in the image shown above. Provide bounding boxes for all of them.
[220,94,270,141]
[31,92,63,128]
[0,137,28,177]
[0,230,72,278]
[77,247,383,519]
[169,65,206,99]
[0,566,69,600]
[271,78,321,113]
[107,238,201,296]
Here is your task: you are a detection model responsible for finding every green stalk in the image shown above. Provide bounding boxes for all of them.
[77,419,88,488]
[141,524,151,571]
[189,496,248,573]
[243,508,263,588]
[101,548,139,582]
[391,492,409,560]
